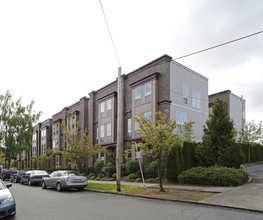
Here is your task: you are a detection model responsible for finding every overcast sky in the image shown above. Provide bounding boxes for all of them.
[0,0,262,124]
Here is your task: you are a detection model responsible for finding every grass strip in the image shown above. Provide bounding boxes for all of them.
[87,182,142,192]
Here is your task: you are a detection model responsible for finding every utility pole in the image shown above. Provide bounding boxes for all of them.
[241,95,244,144]
[116,67,123,191]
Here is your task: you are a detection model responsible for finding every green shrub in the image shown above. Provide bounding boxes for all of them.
[165,144,182,181]
[126,160,140,175]
[90,176,96,180]
[106,178,114,181]
[144,161,158,178]
[178,166,249,186]
[94,161,104,174]
[135,178,142,182]
[145,178,156,183]
[112,173,117,180]
[128,174,136,181]
[102,162,116,177]
[81,173,86,176]
[89,173,95,178]
[97,173,105,179]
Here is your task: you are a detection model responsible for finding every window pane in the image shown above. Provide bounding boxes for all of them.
[107,99,112,116]
[145,83,151,102]
[183,85,188,104]
[135,86,141,106]
[144,111,151,120]
[107,123,111,142]
[100,125,104,142]
[127,118,132,138]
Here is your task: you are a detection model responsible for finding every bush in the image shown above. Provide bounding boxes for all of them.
[144,161,158,178]
[81,173,86,176]
[135,178,142,182]
[90,176,96,180]
[126,160,140,175]
[112,173,117,180]
[178,166,249,186]
[94,161,104,175]
[89,173,95,178]
[102,162,116,177]
[165,144,182,181]
[97,173,105,179]
[145,178,156,183]
[128,174,136,181]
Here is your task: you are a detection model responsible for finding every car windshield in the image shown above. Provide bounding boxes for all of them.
[0,181,6,190]
[63,171,81,176]
[32,171,48,175]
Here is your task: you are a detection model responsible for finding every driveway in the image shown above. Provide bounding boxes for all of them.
[245,163,263,183]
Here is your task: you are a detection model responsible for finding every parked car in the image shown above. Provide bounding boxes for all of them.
[10,170,26,183]
[42,170,88,192]
[0,179,16,218]
[0,169,17,181]
[20,170,49,186]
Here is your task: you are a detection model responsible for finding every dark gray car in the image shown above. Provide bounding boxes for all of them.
[20,170,49,186]
[42,170,88,192]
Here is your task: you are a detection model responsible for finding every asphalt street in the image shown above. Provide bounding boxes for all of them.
[5,181,263,220]
[245,163,263,182]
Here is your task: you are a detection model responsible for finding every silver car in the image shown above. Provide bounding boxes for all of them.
[0,180,16,218]
[41,170,88,192]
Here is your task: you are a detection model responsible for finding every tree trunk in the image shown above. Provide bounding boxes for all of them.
[158,161,165,192]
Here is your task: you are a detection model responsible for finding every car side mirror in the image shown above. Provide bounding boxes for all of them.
[6,183,12,188]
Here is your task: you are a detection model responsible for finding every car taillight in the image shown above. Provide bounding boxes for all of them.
[33,176,38,179]
[17,174,20,177]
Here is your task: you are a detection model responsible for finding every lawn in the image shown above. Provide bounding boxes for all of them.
[87,182,142,192]
[86,182,217,201]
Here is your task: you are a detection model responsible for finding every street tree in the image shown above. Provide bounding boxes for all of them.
[0,90,41,168]
[199,98,238,167]
[62,112,104,173]
[244,120,263,144]
[134,110,186,192]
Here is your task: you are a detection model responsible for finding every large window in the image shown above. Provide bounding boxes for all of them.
[183,85,188,104]
[144,111,151,120]
[135,86,142,106]
[145,82,152,103]
[53,139,59,149]
[176,112,187,131]
[127,118,132,138]
[100,102,105,118]
[192,89,200,109]
[107,122,111,142]
[100,125,105,142]
[72,115,76,129]
[107,99,112,116]
[134,116,140,137]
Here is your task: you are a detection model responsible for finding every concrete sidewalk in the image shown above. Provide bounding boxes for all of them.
[88,180,263,213]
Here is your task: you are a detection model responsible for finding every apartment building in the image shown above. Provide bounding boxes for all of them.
[209,90,246,139]
[29,54,209,169]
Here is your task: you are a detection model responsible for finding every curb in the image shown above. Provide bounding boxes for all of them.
[85,189,263,214]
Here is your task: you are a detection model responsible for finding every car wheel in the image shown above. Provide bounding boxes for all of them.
[42,181,47,189]
[10,178,12,183]
[20,179,24,184]
[29,180,32,186]
[14,178,18,183]
[56,182,62,192]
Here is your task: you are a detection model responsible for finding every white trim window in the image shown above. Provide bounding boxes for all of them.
[145,82,152,103]
[101,152,104,162]
[183,85,188,104]
[107,99,112,116]
[127,118,132,138]
[144,111,152,120]
[100,102,105,118]
[107,122,111,142]
[100,125,105,143]
[176,112,187,131]
[135,86,142,106]
[134,116,140,137]
[192,89,200,109]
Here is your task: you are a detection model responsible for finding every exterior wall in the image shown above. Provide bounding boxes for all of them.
[169,61,209,142]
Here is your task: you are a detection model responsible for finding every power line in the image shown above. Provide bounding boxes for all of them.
[99,0,121,67]
[173,30,263,61]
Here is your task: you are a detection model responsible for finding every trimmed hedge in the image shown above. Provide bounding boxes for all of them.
[178,166,249,186]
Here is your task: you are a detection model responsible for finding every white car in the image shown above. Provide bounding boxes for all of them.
[41,170,88,192]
